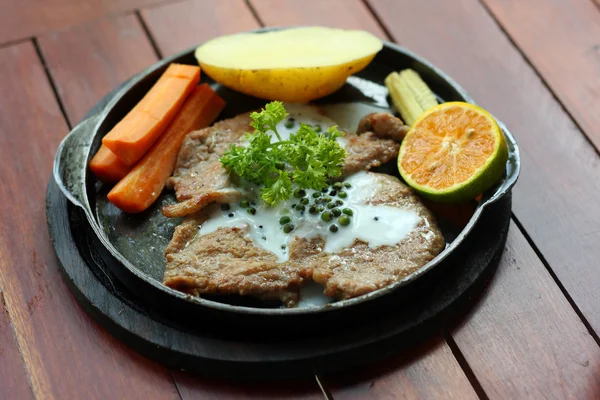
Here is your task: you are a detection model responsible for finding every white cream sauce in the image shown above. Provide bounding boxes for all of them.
[199,171,421,262]
[198,105,421,264]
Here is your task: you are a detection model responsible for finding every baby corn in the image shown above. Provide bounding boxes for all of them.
[385,69,438,126]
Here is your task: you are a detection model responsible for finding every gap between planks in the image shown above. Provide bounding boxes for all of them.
[473,0,600,347]
[29,1,599,396]
[475,0,600,159]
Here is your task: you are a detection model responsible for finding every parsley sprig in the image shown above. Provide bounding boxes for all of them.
[220,102,346,206]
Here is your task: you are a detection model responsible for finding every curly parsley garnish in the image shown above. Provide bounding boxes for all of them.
[220,102,346,206]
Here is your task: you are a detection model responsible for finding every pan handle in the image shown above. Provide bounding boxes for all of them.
[483,120,521,207]
[52,114,100,217]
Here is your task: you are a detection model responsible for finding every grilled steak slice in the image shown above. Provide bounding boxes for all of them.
[162,109,408,218]
[161,114,252,218]
[289,173,445,299]
[163,172,443,305]
[164,214,308,306]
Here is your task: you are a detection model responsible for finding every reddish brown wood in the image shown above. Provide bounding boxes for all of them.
[451,223,600,399]
[0,0,174,45]
[38,15,158,124]
[249,0,386,38]
[0,293,33,399]
[140,0,260,56]
[325,337,478,399]
[368,0,600,396]
[172,372,324,399]
[482,0,600,150]
[244,2,484,397]
[38,11,324,396]
[0,41,179,399]
[369,0,600,338]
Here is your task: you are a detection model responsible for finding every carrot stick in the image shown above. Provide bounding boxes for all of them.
[107,84,225,213]
[89,145,131,183]
[102,63,200,165]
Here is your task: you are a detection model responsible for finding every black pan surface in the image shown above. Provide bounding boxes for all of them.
[53,28,520,321]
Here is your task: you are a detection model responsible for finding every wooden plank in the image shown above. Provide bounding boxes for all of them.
[482,0,600,150]
[249,0,386,37]
[38,14,158,124]
[367,0,600,396]
[0,41,180,399]
[0,0,172,45]
[368,0,600,337]
[246,2,481,398]
[39,10,322,398]
[451,223,600,399]
[172,372,324,400]
[0,293,33,400]
[325,337,478,399]
[140,0,260,56]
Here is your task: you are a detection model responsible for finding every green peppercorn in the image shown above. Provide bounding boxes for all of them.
[338,191,347,199]
[329,224,339,233]
[309,206,318,215]
[291,204,297,209]
[284,119,295,129]
[221,204,230,211]
[300,198,309,205]
[327,203,335,209]
[312,192,321,198]
[321,187,329,193]
[296,205,306,213]
[281,244,287,249]
[240,200,249,208]
[338,215,351,226]
[329,190,337,196]
[332,208,342,217]
[247,207,256,215]
[294,188,307,198]
[275,161,285,170]
[335,199,344,206]
[344,182,352,188]
[342,208,353,216]
[322,196,332,203]
[279,216,291,225]
[283,223,294,233]
[316,205,325,212]
[332,182,343,190]
[314,124,322,133]
[321,211,332,222]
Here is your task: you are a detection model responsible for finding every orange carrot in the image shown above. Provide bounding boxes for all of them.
[102,63,200,165]
[89,145,131,183]
[107,84,225,213]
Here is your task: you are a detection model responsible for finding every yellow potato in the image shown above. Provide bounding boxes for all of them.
[195,27,383,102]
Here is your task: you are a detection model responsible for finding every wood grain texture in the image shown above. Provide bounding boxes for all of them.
[38,14,158,125]
[0,0,172,45]
[39,10,324,396]
[245,1,481,397]
[172,372,324,399]
[368,0,600,396]
[0,293,33,399]
[140,0,260,56]
[0,41,180,399]
[369,0,600,337]
[482,0,600,150]
[249,0,386,38]
[451,223,600,399]
[324,337,478,399]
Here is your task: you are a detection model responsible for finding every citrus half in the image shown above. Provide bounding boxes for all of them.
[398,102,508,203]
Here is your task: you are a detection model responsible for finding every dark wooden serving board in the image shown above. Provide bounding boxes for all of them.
[47,174,510,378]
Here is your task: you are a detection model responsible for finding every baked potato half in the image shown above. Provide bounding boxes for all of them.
[195,27,383,102]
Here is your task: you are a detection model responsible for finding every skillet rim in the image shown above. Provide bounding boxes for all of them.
[52,27,520,316]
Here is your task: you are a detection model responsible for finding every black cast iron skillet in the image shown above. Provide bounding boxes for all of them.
[53,27,520,331]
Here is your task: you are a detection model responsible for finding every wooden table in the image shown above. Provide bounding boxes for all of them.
[1,0,599,398]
